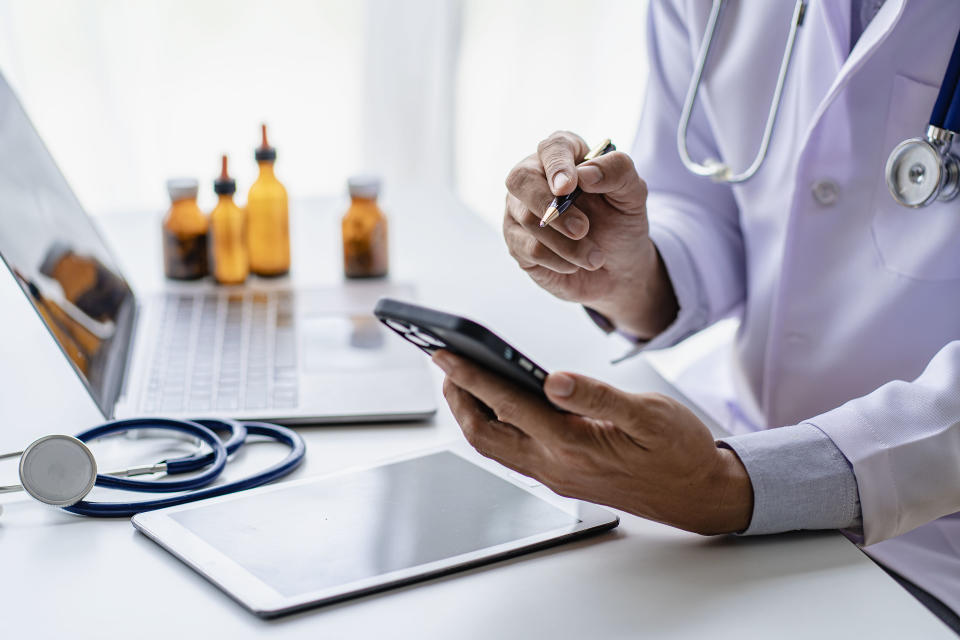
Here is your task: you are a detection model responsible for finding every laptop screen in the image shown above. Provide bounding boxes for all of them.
[0,73,136,418]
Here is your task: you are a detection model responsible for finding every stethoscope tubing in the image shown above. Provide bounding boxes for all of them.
[62,419,305,517]
[931,28,960,131]
[76,417,229,493]
[676,0,806,183]
[164,418,247,474]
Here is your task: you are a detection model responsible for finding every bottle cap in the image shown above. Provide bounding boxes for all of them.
[255,123,277,162]
[214,155,236,195]
[348,174,381,199]
[166,177,199,201]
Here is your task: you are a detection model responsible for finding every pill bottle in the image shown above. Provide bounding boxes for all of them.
[162,178,209,280]
[342,175,388,278]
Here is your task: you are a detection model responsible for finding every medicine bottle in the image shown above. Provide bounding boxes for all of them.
[209,156,249,285]
[342,175,388,278]
[246,124,290,276]
[162,178,209,280]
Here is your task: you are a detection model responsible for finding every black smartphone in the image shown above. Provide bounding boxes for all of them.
[373,298,549,397]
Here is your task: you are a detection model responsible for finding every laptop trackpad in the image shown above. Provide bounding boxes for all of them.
[301,315,413,372]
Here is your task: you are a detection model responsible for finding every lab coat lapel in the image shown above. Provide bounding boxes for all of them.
[815,0,851,70]
[819,0,908,112]
[794,0,907,158]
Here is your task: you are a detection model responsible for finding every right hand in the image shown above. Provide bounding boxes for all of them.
[503,131,677,338]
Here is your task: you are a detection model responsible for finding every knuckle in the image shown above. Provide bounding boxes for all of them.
[528,240,549,261]
[643,392,676,415]
[521,207,546,229]
[636,174,648,200]
[505,159,542,195]
[637,392,677,435]
[603,151,635,177]
[586,383,616,414]
[493,396,522,424]
[537,130,567,152]
[537,131,576,161]
[574,244,598,267]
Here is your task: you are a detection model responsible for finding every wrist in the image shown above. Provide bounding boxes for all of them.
[590,239,679,340]
[704,447,754,535]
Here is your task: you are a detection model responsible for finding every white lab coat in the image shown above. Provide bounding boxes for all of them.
[637,0,960,610]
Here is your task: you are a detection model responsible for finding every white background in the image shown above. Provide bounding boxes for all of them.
[0,0,649,224]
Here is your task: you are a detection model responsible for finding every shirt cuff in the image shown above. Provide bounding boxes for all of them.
[583,223,710,361]
[718,423,863,535]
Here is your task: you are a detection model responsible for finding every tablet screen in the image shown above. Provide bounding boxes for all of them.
[170,451,579,598]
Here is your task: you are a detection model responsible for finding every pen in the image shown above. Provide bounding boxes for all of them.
[539,138,616,228]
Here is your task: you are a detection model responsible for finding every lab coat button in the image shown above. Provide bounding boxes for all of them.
[811,180,840,206]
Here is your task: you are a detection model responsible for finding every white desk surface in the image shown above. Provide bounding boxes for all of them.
[0,187,952,639]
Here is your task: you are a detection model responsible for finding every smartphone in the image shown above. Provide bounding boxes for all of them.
[373,298,549,397]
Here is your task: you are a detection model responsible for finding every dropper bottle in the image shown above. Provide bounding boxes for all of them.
[246,124,290,276]
[209,155,248,285]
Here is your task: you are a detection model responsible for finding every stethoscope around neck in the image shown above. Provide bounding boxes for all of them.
[677,0,807,184]
[0,417,305,517]
[678,0,960,209]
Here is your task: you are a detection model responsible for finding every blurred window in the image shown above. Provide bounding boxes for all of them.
[0,0,648,226]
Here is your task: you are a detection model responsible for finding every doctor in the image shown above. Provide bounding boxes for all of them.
[435,0,960,624]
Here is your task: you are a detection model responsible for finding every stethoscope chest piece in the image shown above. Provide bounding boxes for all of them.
[886,131,960,208]
[0,418,306,518]
[19,435,97,506]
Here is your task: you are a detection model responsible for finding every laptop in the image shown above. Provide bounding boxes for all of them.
[0,72,436,424]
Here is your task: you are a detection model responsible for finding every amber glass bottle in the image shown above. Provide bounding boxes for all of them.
[342,175,388,278]
[209,156,248,285]
[162,178,208,279]
[246,124,290,276]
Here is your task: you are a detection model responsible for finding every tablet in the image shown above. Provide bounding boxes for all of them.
[132,448,619,618]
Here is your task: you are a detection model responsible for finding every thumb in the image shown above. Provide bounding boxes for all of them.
[575,151,647,216]
[543,371,634,423]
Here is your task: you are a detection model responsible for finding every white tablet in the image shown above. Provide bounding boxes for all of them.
[131,448,619,618]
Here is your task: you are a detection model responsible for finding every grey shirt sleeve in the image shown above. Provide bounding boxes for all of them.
[718,423,863,535]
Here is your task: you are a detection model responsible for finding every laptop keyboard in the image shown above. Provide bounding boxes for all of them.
[140,291,298,414]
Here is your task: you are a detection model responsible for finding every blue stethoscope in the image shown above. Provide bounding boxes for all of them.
[0,417,305,517]
[886,29,960,207]
[680,0,960,209]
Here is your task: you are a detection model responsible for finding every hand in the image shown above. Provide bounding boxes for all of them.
[503,131,678,339]
[434,350,753,535]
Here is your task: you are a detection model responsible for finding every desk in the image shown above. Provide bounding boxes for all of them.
[0,188,952,638]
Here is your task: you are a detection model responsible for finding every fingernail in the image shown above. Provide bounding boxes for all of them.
[563,216,585,236]
[552,173,570,192]
[588,250,605,269]
[545,372,575,398]
[578,165,603,186]
[433,352,453,373]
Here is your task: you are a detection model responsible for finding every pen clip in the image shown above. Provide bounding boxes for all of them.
[583,138,613,161]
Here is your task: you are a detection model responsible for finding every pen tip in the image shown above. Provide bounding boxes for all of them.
[540,206,559,228]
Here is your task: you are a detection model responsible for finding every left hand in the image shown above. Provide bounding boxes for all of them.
[433,351,753,535]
